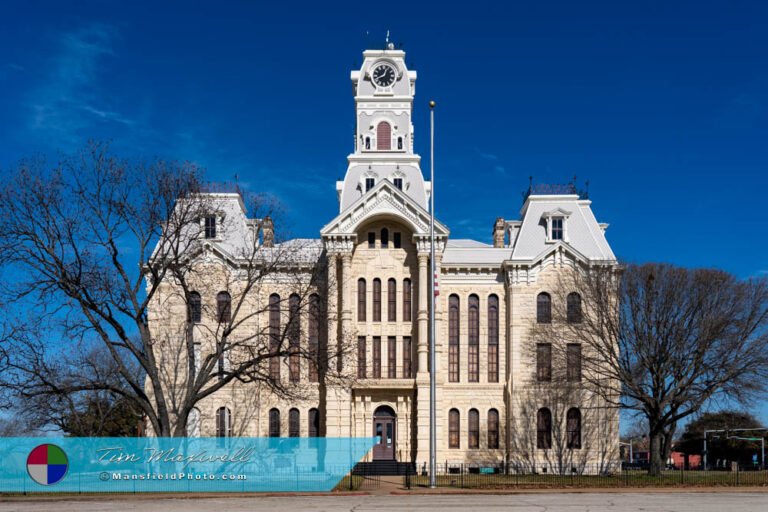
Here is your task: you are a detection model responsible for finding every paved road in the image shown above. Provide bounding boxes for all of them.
[0,493,767,512]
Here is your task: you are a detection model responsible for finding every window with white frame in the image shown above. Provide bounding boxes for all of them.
[543,209,571,243]
[551,218,564,240]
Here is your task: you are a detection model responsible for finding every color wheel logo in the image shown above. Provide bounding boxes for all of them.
[27,444,68,486]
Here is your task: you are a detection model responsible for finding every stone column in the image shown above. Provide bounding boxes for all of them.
[416,252,429,374]
[340,252,353,371]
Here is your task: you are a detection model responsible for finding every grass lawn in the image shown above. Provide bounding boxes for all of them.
[408,470,768,489]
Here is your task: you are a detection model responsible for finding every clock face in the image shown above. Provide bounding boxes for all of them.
[372,64,396,88]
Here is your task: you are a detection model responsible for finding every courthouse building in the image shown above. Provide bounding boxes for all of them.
[150,46,620,471]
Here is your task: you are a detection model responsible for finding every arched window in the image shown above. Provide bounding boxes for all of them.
[216,407,231,437]
[309,408,320,437]
[357,278,367,322]
[288,294,300,383]
[468,295,479,382]
[373,278,382,322]
[468,409,479,449]
[269,294,281,380]
[567,408,582,449]
[449,295,460,382]
[567,292,583,323]
[537,292,552,323]
[449,409,460,449]
[387,278,397,322]
[269,408,280,437]
[488,294,499,383]
[488,409,499,449]
[537,408,552,449]
[217,291,231,323]
[289,408,300,437]
[308,294,320,382]
[188,292,202,323]
[381,228,389,248]
[403,279,412,322]
[376,121,391,150]
[187,407,201,437]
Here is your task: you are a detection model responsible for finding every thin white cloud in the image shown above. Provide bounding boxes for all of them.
[27,23,133,143]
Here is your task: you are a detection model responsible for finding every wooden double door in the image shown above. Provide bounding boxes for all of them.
[372,405,396,460]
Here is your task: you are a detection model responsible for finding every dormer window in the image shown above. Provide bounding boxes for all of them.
[551,218,564,240]
[365,178,375,191]
[204,215,217,239]
[394,178,403,190]
[542,208,571,243]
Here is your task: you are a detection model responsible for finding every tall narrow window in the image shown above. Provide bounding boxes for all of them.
[387,336,396,379]
[380,228,389,248]
[567,343,582,382]
[308,294,319,382]
[288,294,300,383]
[289,408,300,437]
[357,278,367,322]
[373,336,382,378]
[537,292,552,323]
[567,408,582,449]
[216,407,231,437]
[567,292,583,323]
[269,294,281,381]
[551,218,564,240]
[488,294,499,383]
[387,278,397,322]
[393,232,401,248]
[357,336,367,378]
[537,408,552,449]
[269,408,280,437]
[394,177,403,190]
[188,292,202,323]
[397,137,403,150]
[449,295,460,382]
[368,231,375,248]
[402,336,412,378]
[403,279,412,321]
[468,409,479,449]
[217,291,231,323]
[365,177,375,191]
[468,295,479,382]
[309,408,320,437]
[372,278,381,322]
[376,121,391,150]
[488,409,500,449]
[365,137,371,150]
[537,343,552,381]
[204,215,216,239]
[449,409,460,449]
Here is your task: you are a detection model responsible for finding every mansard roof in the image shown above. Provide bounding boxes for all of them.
[510,195,615,263]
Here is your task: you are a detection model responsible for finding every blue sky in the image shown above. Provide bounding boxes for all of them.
[1,1,767,422]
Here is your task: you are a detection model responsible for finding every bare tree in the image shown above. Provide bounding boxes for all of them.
[0,142,355,437]
[538,263,768,476]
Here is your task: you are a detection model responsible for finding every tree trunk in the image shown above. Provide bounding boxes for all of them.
[649,430,666,477]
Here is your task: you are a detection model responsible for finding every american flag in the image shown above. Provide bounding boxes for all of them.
[434,271,440,296]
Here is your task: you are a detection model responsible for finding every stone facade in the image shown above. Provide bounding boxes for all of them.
[148,46,620,471]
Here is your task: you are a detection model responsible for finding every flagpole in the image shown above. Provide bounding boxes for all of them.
[428,99,437,489]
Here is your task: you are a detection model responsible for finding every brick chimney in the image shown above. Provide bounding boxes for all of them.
[493,217,505,248]
[262,216,274,248]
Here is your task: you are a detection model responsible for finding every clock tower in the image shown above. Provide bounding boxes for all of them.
[336,46,430,212]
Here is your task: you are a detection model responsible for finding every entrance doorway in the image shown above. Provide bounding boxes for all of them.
[372,405,396,460]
